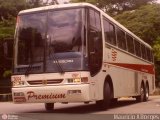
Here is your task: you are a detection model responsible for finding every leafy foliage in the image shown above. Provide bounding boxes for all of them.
[26,0,59,7]
[0,0,27,20]
[0,0,27,40]
[115,4,160,46]
[153,37,160,80]
[26,0,43,7]
[153,37,160,61]
[0,18,15,40]
[71,0,156,15]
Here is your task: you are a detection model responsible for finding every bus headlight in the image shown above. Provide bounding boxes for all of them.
[67,78,81,83]
[12,80,25,87]
[67,77,88,84]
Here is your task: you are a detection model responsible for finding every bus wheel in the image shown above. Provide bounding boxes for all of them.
[96,82,111,110]
[45,103,54,111]
[144,84,149,101]
[136,83,145,102]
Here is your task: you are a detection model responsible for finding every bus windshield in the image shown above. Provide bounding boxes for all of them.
[15,8,88,74]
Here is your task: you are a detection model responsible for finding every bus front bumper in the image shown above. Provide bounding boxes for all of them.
[12,84,91,103]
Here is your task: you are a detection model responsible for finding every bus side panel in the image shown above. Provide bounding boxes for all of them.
[103,46,154,98]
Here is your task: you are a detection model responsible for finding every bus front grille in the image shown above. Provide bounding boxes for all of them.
[27,79,63,85]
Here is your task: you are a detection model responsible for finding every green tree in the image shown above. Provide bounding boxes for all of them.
[0,18,15,40]
[115,4,160,46]
[0,0,28,40]
[26,0,59,7]
[0,0,27,20]
[26,0,43,7]
[153,37,160,61]
[71,0,156,15]
[153,37,160,84]
[0,0,28,79]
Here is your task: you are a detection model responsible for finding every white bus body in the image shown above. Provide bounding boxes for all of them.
[12,3,155,110]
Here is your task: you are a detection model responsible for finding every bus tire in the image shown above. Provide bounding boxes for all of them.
[96,82,111,110]
[144,84,149,101]
[45,103,54,111]
[136,83,145,102]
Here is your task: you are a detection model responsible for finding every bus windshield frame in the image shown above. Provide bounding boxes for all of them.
[13,7,88,74]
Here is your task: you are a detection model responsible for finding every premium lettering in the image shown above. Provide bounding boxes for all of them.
[27,91,66,100]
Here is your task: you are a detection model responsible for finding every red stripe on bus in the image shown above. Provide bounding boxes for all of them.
[105,62,155,74]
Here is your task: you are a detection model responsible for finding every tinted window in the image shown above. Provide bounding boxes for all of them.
[89,9,101,30]
[135,40,141,57]
[17,12,46,65]
[47,9,83,53]
[117,28,126,50]
[88,9,102,76]
[141,44,146,60]
[150,50,153,62]
[103,18,116,45]
[146,48,151,61]
[126,34,134,54]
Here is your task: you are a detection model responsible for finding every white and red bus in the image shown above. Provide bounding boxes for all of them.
[12,3,155,110]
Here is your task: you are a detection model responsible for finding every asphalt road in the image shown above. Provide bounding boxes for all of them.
[0,96,160,120]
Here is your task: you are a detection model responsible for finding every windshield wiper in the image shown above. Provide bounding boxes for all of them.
[25,39,34,76]
[50,52,64,74]
[49,43,64,74]
[25,63,33,76]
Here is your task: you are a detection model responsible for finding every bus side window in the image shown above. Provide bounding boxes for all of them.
[88,8,102,76]
[103,18,116,46]
[150,50,154,63]
[88,9,102,52]
[141,44,147,60]
[89,9,101,31]
[134,40,141,57]
[146,48,151,62]
[126,34,134,54]
[117,28,126,50]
